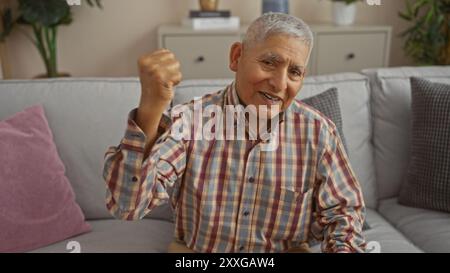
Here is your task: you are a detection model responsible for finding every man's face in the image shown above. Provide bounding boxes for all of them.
[229,34,310,116]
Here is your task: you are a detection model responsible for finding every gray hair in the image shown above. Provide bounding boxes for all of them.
[242,13,314,61]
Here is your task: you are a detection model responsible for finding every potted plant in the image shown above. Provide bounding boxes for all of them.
[330,0,360,26]
[399,0,450,65]
[0,0,102,78]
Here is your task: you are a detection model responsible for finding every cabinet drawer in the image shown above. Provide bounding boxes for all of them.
[163,35,237,79]
[315,32,387,75]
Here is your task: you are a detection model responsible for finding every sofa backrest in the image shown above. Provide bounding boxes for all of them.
[362,66,450,201]
[0,78,142,220]
[173,73,377,209]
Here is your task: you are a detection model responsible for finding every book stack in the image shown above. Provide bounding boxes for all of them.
[182,10,240,30]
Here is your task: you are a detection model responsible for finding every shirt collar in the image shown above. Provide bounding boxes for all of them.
[223,82,286,141]
[226,82,286,124]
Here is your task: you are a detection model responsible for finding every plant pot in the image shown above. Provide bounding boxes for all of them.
[332,2,356,26]
[33,72,71,79]
[199,0,219,11]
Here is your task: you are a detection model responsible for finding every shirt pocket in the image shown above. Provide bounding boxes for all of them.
[263,186,314,242]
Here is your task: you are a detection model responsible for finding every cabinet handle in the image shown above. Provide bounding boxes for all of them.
[346,53,355,60]
[195,56,205,63]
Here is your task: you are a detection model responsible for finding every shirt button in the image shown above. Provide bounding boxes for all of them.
[243,211,250,216]
[131,176,139,182]
[248,177,255,183]
[239,246,245,251]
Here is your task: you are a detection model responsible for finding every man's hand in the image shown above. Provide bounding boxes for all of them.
[138,49,182,106]
[136,49,182,159]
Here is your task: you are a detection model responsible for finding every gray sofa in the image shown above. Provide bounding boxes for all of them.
[0,66,449,253]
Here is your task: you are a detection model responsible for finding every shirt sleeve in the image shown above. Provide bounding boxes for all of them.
[314,123,367,253]
[102,108,186,221]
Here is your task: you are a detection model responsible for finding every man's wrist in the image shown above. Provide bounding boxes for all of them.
[140,90,172,107]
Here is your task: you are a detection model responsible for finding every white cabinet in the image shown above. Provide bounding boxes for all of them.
[158,25,246,79]
[158,24,391,79]
[309,25,391,75]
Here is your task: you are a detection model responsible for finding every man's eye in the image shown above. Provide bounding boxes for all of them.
[261,60,274,66]
[290,70,303,77]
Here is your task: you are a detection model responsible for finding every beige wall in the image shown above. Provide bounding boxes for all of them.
[3,0,413,79]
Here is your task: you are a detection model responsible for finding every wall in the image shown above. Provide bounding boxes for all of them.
[2,0,413,79]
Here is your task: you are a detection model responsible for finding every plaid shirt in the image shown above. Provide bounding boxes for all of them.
[103,83,366,253]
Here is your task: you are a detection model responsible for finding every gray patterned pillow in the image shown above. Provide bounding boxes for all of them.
[399,77,450,212]
[302,87,348,152]
[302,88,370,231]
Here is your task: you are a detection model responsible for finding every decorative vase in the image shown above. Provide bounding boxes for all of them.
[332,2,356,26]
[262,0,289,14]
[199,0,219,11]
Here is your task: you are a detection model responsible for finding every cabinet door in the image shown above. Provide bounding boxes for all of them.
[314,32,387,75]
[163,35,237,79]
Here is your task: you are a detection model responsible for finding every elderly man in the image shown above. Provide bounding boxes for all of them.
[103,13,366,253]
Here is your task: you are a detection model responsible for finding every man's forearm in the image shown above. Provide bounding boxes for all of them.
[136,98,169,160]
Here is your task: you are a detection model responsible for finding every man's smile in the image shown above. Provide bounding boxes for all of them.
[258,91,282,105]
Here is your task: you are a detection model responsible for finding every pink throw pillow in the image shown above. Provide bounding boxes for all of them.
[0,105,91,252]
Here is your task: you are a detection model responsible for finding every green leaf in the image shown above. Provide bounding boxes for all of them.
[0,8,15,41]
[86,0,103,9]
[406,0,413,16]
[17,15,30,25]
[399,0,450,64]
[412,0,428,17]
[399,11,412,21]
[400,24,419,37]
[19,0,70,27]
[59,10,73,25]
[425,6,434,24]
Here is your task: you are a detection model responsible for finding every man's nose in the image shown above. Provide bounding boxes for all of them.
[268,70,288,93]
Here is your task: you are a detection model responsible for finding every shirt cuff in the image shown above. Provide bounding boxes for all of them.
[119,109,148,153]
[120,108,173,164]
[333,246,356,253]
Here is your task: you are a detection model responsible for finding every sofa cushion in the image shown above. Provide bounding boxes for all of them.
[302,87,347,151]
[300,73,376,209]
[362,66,450,200]
[309,208,421,253]
[378,198,450,253]
[302,88,372,228]
[362,209,422,253]
[0,105,91,252]
[30,211,415,253]
[29,219,174,253]
[173,74,377,209]
[399,78,450,212]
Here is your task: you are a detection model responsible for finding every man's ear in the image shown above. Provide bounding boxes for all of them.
[229,42,243,72]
